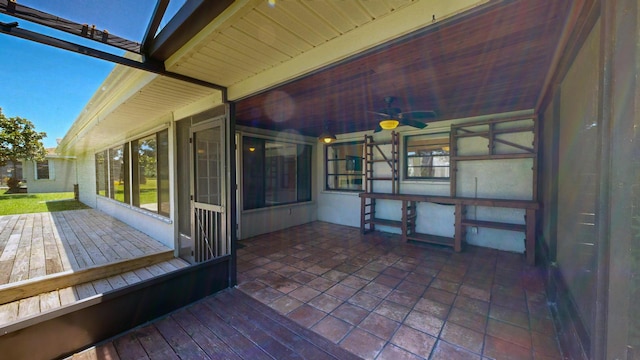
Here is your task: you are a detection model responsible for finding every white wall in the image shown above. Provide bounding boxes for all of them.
[316,112,535,253]
[23,158,77,193]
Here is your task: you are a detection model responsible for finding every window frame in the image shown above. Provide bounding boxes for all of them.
[34,160,53,180]
[404,132,451,181]
[324,140,364,192]
[242,135,312,211]
[94,128,170,218]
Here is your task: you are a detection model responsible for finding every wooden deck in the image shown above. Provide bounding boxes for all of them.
[68,288,360,360]
[0,209,170,284]
[0,209,189,327]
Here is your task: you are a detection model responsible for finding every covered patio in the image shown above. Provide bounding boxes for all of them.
[71,222,561,360]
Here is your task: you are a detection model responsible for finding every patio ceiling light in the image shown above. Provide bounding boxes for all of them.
[379,119,400,130]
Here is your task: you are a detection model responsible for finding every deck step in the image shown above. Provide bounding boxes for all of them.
[0,250,175,305]
[69,289,360,360]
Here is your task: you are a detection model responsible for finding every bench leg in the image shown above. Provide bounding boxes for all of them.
[525,209,536,265]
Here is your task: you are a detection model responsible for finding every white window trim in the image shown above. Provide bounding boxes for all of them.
[34,160,54,180]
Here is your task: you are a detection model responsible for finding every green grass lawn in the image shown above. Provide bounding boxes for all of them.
[0,192,90,215]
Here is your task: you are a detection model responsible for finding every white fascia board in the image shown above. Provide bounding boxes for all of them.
[227,0,490,100]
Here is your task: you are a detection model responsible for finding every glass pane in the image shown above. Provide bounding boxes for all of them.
[157,130,170,217]
[405,133,450,179]
[194,127,221,205]
[109,144,128,203]
[326,142,363,191]
[134,134,158,212]
[95,150,108,196]
[265,141,297,205]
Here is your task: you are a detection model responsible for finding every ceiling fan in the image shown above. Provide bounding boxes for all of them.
[369,96,437,132]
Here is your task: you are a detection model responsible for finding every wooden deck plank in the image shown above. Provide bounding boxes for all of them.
[106,275,128,289]
[68,343,120,360]
[187,301,274,360]
[17,296,39,318]
[206,296,305,360]
[59,287,78,305]
[210,292,354,360]
[92,279,113,294]
[154,315,211,359]
[171,308,243,360]
[120,271,143,285]
[113,331,149,360]
[40,290,61,312]
[0,301,18,323]
[0,210,172,288]
[75,283,97,300]
[135,325,180,359]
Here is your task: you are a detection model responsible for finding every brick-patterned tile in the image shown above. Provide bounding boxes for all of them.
[326,283,358,300]
[377,343,423,360]
[311,315,353,343]
[340,328,386,360]
[431,278,461,294]
[431,340,482,360]
[440,322,484,354]
[340,275,370,290]
[531,331,563,358]
[490,303,530,329]
[414,297,451,319]
[308,293,343,313]
[268,295,303,314]
[423,287,457,305]
[359,312,400,341]
[486,318,532,349]
[287,304,326,328]
[447,307,488,333]
[454,295,490,317]
[288,285,321,302]
[386,289,421,308]
[331,302,369,325]
[390,325,437,358]
[347,291,382,311]
[404,309,445,336]
[374,299,411,322]
[483,335,533,360]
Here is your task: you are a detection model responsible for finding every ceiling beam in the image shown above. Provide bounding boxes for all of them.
[0,21,227,95]
[141,0,170,56]
[0,0,141,53]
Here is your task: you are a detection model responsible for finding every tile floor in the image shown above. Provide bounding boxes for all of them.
[237,221,562,360]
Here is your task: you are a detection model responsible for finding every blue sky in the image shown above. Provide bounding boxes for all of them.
[0,0,182,148]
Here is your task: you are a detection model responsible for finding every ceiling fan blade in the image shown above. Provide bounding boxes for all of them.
[367,110,392,117]
[373,124,383,133]
[400,118,428,129]
[401,110,437,119]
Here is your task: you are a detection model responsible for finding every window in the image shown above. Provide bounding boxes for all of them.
[109,144,129,203]
[95,150,108,196]
[405,133,450,180]
[243,136,311,210]
[325,141,364,191]
[94,129,170,217]
[35,160,52,180]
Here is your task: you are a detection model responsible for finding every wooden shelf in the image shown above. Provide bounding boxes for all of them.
[461,219,526,232]
[364,218,402,228]
[406,233,455,247]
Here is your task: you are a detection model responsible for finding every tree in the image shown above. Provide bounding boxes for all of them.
[0,108,47,192]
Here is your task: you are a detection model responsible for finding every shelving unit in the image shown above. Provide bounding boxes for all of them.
[449,115,538,199]
[359,116,540,264]
[361,131,401,234]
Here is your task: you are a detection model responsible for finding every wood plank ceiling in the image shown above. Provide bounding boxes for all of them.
[166,0,572,137]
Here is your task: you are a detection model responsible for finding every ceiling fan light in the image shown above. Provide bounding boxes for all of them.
[379,119,399,130]
[319,131,336,144]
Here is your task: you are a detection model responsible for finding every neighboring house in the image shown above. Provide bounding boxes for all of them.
[2,0,632,358]
[21,148,77,193]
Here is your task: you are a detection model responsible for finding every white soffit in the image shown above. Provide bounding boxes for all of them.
[165,0,489,100]
[62,74,219,154]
